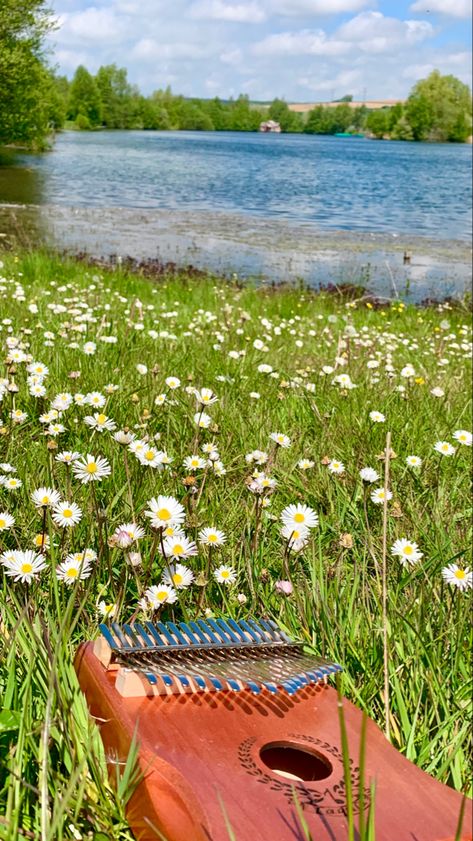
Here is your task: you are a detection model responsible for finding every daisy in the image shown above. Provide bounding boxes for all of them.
[0,463,16,473]
[98,601,117,619]
[434,441,456,456]
[406,455,422,468]
[145,495,185,529]
[249,474,277,493]
[453,430,472,447]
[214,564,237,585]
[193,412,212,428]
[161,535,198,560]
[145,583,178,607]
[32,533,50,550]
[281,504,318,530]
[56,555,93,584]
[154,394,167,406]
[137,447,166,468]
[47,423,65,437]
[27,361,49,377]
[360,467,380,483]
[162,563,194,590]
[391,538,423,567]
[245,450,268,465]
[0,476,22,490]
[10,409,27,424]
[86,391,106,408]
[270,432,291,448]
[298,459,315,470]
[72,454,111,483]
[30,383,47,398]
[71,549,97,565]
[328,460,345,475]
[369,411,385,423]
[52,501,83,528]
[1,550,47,583]
[183,455,206,471]
[281,523,309,542]
[32,487,61,508]
[84,413,117,432]
[370,487,393,505]
[55,451,81,464]
[195,388,218,406]
[113,523,145,547]
[51,393,73,411]
[0,512,15,530]
[199,527,226,546]
[442,564,472,592]
[165,376,181,389]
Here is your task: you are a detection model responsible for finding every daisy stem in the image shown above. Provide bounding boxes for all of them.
[123,448,135,521]
[381,429,391,743]
[197,546,213,612]
[40,505,47,554]
[194,466,209,508]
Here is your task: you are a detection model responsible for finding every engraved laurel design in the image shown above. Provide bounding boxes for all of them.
[238,734,370,816]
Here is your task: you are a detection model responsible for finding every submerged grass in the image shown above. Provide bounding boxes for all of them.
[0,250,471,839]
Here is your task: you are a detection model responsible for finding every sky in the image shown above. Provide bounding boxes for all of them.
[49,0,472,101]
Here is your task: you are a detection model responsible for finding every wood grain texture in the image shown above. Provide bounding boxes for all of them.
[75,642,472,841]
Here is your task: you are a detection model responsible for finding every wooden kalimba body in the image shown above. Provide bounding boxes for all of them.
[75,617,472,841]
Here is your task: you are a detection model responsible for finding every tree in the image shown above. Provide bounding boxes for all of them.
[68,66,102,128]
[268,98,302,132]
[366,109,389,139]
[0,0,57,147]
[96,64,136,128]
[406,70,472,142]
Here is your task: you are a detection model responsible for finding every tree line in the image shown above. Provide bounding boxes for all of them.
[1,0,471,148]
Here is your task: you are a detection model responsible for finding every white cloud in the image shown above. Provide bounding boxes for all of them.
[132,38,209,61]
[220,48,243,64]
[266,0,370,15]
[298,68,363,92]
[252,29,349,56]
[58,7,127,43]
[410,0,472,18]
[189,0,266,22]
[337,11,434,52]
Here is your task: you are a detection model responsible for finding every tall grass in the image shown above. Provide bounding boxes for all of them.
[0,251,471,838]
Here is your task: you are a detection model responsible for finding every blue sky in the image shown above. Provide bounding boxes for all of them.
[49,0,472,101]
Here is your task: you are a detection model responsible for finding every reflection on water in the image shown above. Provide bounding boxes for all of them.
[0,202,469,302]
[0,132,471,301]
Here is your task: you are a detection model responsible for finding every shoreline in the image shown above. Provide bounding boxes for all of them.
[0,202,471,303]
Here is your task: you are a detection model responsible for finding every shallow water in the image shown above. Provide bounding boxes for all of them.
[0,131,471,300]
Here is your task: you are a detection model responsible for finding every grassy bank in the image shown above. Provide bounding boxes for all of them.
[0,251,471,840]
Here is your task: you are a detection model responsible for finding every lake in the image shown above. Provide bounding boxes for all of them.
[0,131,471,300]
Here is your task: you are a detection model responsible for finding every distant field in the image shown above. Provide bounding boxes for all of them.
[288,100,405,112]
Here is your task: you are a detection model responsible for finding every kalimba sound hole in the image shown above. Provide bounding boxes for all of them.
[259,742,332,782]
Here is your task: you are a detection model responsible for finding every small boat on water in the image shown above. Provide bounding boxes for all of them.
[334,132,365,138]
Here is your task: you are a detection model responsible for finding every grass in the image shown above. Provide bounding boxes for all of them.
[0,250,471,839]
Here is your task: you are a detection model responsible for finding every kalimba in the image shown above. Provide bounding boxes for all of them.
[75,616,472,841]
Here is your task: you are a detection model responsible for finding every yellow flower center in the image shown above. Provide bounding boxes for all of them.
[293,530,301,539]
[21,563,33,574]
[404,546,413,555]
[157,590,168,601]
[172,573,183,585]
[42,495,50,504]
[67,568,78,578]
[97,414,107,424]
[63,509,73,518]
[191,459,199,466]
[294,513,305,523]
[157,508,171,521]
[172,544,184,556]
[0,519,5,528]
[221,570,230,579]
[459,434,466,441]
[86,462,97,473]
[208,534,217,543]
[378,491,385,498]
[454,570,466,580]
[145,451,154,460]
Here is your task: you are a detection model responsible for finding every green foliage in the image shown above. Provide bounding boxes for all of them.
[268,98,303,132]
[0,0,57,147]
[406,71,472,142]
[68,66,102,128]
[366,110,390,139]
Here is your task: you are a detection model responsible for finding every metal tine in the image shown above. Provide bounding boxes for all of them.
[167,622,189,646]
[111,623,132,649]
[226,617,251,641]
[247,618,274,643]
[99,623,120,650]
[266,618,293,643]
[145,622,168,647]
[123,623,144,649]
[187,621,211,643]
[206,617,232,643]
[134,623,156,649]
[216,618,242,644]
[124,650,239,693]
[179,622,203,645]
[238,619,263,642]
[196,619,220,644]
[156,621,180,646]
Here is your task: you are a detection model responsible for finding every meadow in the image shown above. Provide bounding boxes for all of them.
[0,251,471,840]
